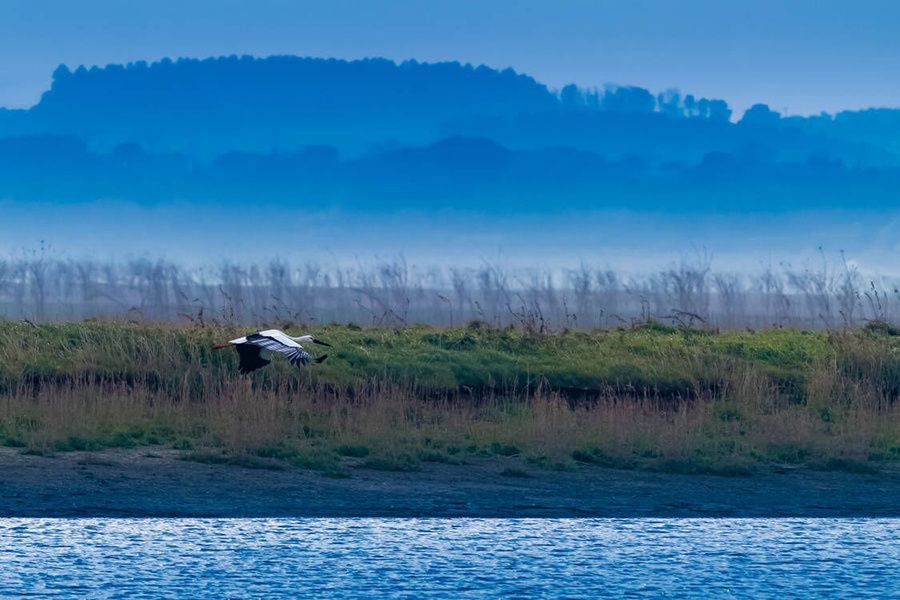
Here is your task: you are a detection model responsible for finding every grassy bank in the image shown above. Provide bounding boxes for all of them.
[1,320,898,476]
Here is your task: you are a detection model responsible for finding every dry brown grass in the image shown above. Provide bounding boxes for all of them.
[2,366,897,476]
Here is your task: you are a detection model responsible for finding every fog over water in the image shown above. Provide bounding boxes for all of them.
[3,201,896,275]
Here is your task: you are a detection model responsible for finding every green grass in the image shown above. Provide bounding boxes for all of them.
[0,319,898,476]
[0,320,843,395]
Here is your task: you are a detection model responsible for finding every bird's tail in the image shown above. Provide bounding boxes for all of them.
[315,354,329,364]
[212,344,229,350]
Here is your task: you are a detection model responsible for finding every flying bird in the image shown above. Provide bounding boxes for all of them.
[213,329,332,374]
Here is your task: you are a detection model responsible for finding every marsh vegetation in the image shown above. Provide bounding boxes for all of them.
[1,320,897,476]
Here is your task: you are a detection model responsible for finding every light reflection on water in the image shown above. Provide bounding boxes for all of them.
[1,518,897,598]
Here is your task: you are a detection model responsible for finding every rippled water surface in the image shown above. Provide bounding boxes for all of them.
[1,518,897,598]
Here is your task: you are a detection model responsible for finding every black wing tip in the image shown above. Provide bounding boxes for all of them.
[315,354,329,364]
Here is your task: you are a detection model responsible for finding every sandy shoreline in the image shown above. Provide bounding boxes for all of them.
[2,447,898,518]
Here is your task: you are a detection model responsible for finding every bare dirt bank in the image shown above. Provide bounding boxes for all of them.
[2,448,898,518]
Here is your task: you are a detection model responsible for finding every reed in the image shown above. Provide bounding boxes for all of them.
[1,250,898,329]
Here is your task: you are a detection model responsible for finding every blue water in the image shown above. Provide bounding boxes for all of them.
[0,518,897,598]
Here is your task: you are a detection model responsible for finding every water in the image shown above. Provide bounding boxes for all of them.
[0,519,897,598]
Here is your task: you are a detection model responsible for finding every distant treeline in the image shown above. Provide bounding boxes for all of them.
[0,56,737,159]
[3,55,896,164]
[1,252,898,329]
[0,134,896,210]
[0,56,898,210]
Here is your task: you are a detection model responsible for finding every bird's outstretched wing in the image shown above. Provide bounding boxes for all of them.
[245,332,312,367]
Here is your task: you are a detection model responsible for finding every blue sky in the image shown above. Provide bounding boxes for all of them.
[2,0,899,116]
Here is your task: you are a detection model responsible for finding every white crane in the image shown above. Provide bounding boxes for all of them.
[213,329,332,374]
